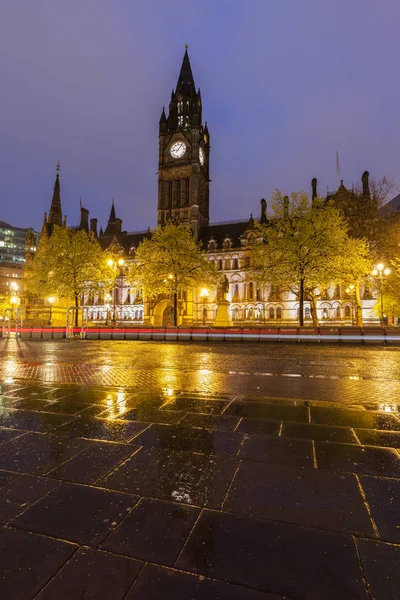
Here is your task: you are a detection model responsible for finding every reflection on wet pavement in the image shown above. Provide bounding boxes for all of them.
[0,341,400,598]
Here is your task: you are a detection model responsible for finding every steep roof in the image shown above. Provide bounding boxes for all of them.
[98,230,150,252]
[199,221,250,249]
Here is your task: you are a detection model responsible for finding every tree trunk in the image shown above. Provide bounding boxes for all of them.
[299,278,304,326]
[74,293,79,327]
[355,283,363,327]
[310,294,319,327]
[173,291,178,327]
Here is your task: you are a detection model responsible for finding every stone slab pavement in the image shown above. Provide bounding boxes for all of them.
[0,339,399,598]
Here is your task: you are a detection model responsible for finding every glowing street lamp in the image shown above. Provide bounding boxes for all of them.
[371,263,391,325]
[107,258,125,324]
[345,284,355,325]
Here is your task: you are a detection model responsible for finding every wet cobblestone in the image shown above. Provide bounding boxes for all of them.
[0,339,400,598]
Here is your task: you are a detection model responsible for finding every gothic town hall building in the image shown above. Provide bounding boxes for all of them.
[38,49,377,326]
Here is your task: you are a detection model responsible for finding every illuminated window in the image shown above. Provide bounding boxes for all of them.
[178,116,183,127]
[269,307,275,319]
[0,241,4,247]
[276,307,282,319]
[344,305,351,318]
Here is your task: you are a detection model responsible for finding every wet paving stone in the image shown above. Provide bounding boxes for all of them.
[102,447,238,509]
[0,408,75,433]
[315,441,400,477]
[282,422,357,443]
[0,474,59,524]
[0,469,20,488]
[224,402,309,422]
[177,510,368,600]
[103,497,200,565]
[0,427,25,445]
[359,475,400,543]
[355,429,400,448]
[133,424,243,456]
[47,441,139,484]
[0,526,76,600]
[239,435,313,467]
[236,418,281,436]
[164,397,229,414]
[224,461,375,536]
[119,407,185,424]
[11,481,139,545]
[35,547,143,600]
[11,398,57,411]
[55,416,147,442]
[125,563,281,600]
[42,399,91,414]
[65,389,134,405]
[2,385,58,398]
[357,539,400,600]
[179,413,240,431]
[0,432,90,475]
[311,407,400,430]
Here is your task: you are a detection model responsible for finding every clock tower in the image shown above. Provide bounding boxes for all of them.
[157,47,210,239]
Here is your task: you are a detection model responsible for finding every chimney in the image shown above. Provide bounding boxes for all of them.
[361,171,370,199]
[260,198,267,223]
[79,207,89,232]
[90,218,98,237]
[311,178,317,205]
[115,218,122,234]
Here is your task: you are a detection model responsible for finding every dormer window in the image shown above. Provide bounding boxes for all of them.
[208,239,216,251]
[223,237,232,250]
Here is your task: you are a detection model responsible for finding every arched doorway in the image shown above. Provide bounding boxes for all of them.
[153,299,174,326]
[162,306,173,326]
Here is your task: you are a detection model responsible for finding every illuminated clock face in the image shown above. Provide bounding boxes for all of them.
[199,147,205,165]
[170,141,186,159]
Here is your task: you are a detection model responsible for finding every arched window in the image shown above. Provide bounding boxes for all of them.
[305,306,311,319]
[225,259,231,270]
[249,282,254,299]
[322,308,329,319]
[276,307,282,320]
[208,240,216,251]
[234,284,239,299]
[344,305,351,318]
[256,288,261,301]
[218,259,222,270]
[223,238,232,250]
[248,308,254,319]
[269,307,275,319]
[336,306,341,319]
[233,258,239,270]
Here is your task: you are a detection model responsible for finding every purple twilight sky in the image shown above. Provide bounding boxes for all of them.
[0,0,399,233]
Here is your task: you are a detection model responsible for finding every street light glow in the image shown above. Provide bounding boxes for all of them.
[107,259,114,267]
[48,296,55,304]
[118,258,125,266]
[377,263,384,271]
[200,288,209,297]
[384,268,391,276]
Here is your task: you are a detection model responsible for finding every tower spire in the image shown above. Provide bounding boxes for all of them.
[48,161,63,227]
[175,45,196,99]
[109,198,116,222]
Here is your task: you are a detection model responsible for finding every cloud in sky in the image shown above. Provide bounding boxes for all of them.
[0,0,399,231]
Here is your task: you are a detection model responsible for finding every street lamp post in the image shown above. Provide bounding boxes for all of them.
[372,263,391,325]
[200,288,209,325]
[107,258,125,325]
[48,297,55,325]
[345,284,355,325]
[104,293,112,325]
